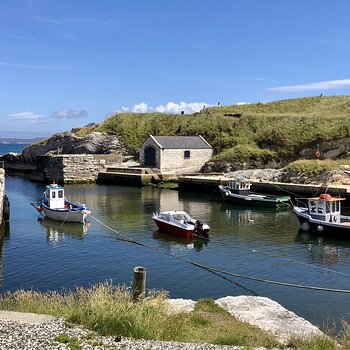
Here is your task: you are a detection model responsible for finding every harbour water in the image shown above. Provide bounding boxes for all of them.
[2,176,350,330]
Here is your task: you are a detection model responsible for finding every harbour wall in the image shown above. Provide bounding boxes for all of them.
[0,166,4,226]
[0,163,10,228]
[36,154,107,184]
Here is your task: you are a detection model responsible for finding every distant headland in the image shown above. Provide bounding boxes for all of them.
[0,137,45,145]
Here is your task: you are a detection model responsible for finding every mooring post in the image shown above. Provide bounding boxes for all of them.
[133,266,146,301]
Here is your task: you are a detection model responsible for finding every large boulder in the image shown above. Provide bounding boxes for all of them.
[22,132,128,163]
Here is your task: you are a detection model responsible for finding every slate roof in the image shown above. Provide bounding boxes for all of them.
[152,136,211,149]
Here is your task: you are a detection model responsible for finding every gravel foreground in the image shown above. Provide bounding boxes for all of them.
[0,316,271,350]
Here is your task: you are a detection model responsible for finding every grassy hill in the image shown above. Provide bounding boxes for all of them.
[76,95,350,164]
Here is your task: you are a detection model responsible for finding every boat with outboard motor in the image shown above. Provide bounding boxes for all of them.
[152,210,210,238]
[219,178,291,209]
[31,183,91,224]
[293,193,350,235]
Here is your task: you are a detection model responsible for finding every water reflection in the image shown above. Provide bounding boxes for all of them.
[296,231,347,265]
[153,230,209,252]
[221,204,286,226]
[37,218,90,245]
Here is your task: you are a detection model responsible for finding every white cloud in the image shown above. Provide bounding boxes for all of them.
[132,102,149,113]
[267,79,350,92]
[119,101,208,114]
[8,111,47,120]
[51,109,88,119]
[236,102,250,105]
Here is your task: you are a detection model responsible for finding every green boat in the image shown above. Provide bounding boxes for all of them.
[218,179,291,209]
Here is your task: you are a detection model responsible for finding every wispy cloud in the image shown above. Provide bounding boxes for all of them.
[51,109,88,119]
[267,79,350,92]
[9,108,88,122]
[8,112,47,120]
[119,102,209,114]
[0,34,35,41]
[0,61,92,71]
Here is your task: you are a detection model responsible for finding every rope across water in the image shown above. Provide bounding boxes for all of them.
[88,214,350,294]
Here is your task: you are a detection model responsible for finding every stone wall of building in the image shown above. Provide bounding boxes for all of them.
[160,148,213,173]
[37,154,106,183]
[139,137,213,173]
[139,138,161,168]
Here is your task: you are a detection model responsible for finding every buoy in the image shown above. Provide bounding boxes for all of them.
[317,225,324,232]
[38,205,43,212]
[301,222,310,232]
[225,191,230,197]
[319,193,332,200]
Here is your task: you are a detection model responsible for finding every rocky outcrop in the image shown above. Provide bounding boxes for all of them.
[167,296,325,344]
[202,160,283,174]
[0,132,130,173]
[22,132,129,163]
[300,137,350,160]
[221,167,350,185]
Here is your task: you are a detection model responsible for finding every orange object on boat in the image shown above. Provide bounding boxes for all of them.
[319,193,332,200]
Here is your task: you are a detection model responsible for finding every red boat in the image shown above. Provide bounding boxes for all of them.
[152,211,210,238]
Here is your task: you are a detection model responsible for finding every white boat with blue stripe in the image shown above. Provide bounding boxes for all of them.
[31,183,90,224]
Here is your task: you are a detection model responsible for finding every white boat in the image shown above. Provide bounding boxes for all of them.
[31,183,91,224]
[293,193,350,236]
[152,210,210,238]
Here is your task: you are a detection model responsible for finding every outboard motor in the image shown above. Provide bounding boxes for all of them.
[194,220,204,236]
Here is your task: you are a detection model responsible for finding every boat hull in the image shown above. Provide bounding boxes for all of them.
[219,186,290,208]
[42,206,87,223]
[294,208,350,238]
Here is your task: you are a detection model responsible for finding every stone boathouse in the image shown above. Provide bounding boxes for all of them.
[139,135,212,173]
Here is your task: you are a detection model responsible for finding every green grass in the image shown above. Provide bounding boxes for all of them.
[1,283,350,349]
[55,333,82,350]
[287,159,350,175]
[70,95,350,165]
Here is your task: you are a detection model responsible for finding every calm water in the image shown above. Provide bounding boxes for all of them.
[0,144,28,156]
[2,176,350,330]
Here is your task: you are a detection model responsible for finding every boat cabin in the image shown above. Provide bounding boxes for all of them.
[227,179,251,195]
[45,184,65,209]
[307,194,344,223]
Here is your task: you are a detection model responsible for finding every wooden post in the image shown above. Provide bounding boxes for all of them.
[133,266,146,301]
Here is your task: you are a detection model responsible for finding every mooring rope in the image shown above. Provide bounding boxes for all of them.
[87,213,350,294]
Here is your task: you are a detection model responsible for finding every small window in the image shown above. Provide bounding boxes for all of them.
[317,202,324,214]
[184,150,190,159]
[58,190,63,198]
[52,191,56,199]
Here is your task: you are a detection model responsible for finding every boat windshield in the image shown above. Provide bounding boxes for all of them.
[172,213,190,222]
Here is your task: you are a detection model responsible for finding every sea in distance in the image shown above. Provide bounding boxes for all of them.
[0,144,28,156]
[2,175,350,331]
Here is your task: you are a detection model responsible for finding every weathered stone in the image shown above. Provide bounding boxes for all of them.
[216,296,324,343]
[21,131,129,163]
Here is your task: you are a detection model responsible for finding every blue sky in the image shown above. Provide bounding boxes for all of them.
[1,0,350,138]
